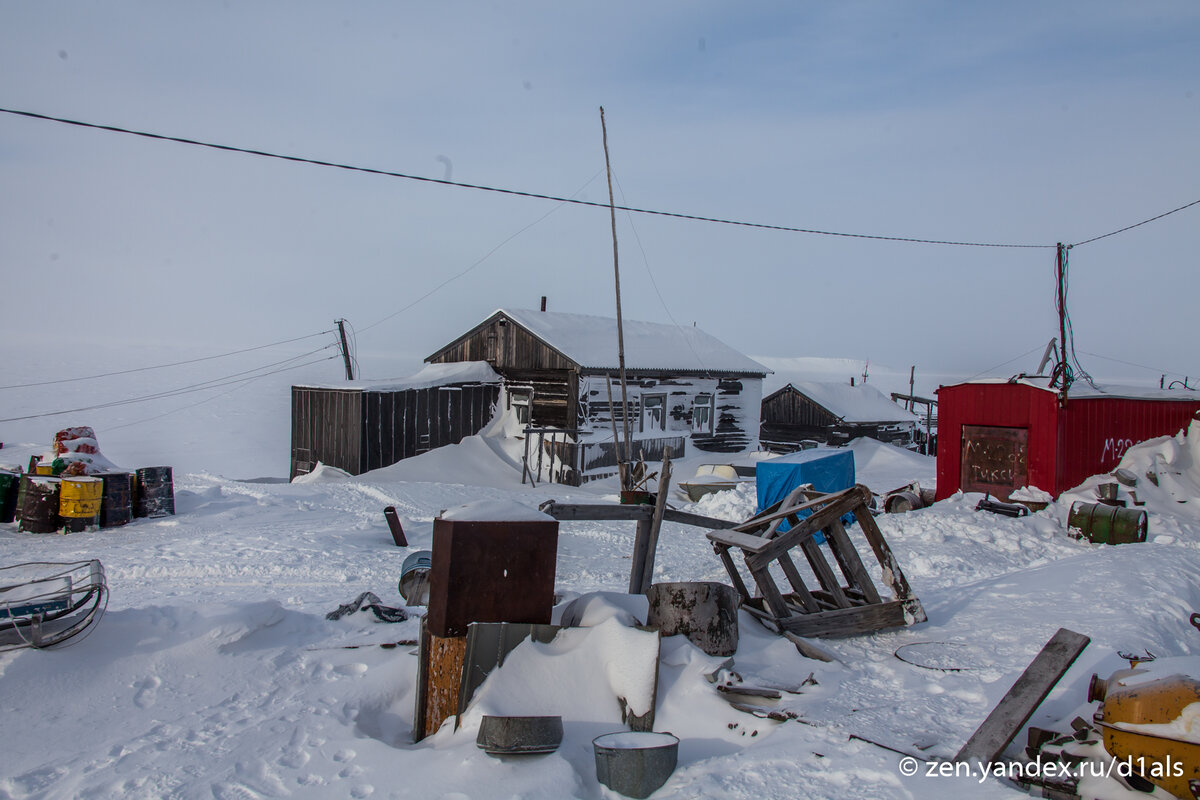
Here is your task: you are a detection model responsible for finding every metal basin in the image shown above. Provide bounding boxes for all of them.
[593,731,679,798]
[475,715,562,756]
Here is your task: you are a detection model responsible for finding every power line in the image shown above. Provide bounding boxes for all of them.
[1070,198,1200,248]
[2,106,1057,250]
[0,349,337,423]
[963,344,1047,382]
[0,329,335,390]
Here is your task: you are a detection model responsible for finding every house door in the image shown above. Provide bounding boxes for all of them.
[960,425,1029,500]
[641,394,666,433]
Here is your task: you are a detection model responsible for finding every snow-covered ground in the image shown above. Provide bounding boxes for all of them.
[2,355,1199,800]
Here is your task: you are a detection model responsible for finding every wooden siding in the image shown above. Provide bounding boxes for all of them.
[428,314,576,372]
[291,387,365,477]
[291,384,499,479]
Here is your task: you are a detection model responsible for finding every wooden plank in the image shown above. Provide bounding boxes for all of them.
[954,628,1090,767]
[853,504,927,623]
[749,564,791,620]
[749,490,870,566]
[732,486,860,533]
[775,552,820,613]
[824,519,881,604]
[543,503,652,522]
[708,528,776,553]
[777,600,909,638]
[637,449,673,593]
[798,537,851,608]
[661,508,739,530]
[713,544,752,602]
[627,518,653,594]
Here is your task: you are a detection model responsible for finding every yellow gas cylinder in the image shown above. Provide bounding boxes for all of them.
[1090,669,1200,797]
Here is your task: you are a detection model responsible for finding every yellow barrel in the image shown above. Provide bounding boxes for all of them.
[35,463,54,476]
[60,476,103,532]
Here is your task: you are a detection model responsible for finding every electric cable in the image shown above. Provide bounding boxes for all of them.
[0,329,334,390]
[1,106,1057,250]
[963,344,1047,382]
[1070,198,1200,248]
[0,348,337,423]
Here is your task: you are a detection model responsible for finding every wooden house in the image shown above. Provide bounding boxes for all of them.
[426,308,770,483]
[290,361,501,480]
[936,377,1200,501]
[760,381,919,451]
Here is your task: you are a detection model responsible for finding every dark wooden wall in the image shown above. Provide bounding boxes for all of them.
[291,387,365,478]
[759,387,914,450]
[291,384,499,479]
[429,317,575,371]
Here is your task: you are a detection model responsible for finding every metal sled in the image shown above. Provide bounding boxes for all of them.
[0,560,108,651]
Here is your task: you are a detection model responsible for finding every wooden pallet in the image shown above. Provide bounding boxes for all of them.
[706,484,925,638]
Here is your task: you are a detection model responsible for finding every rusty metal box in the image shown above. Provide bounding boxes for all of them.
[426,519,559,638]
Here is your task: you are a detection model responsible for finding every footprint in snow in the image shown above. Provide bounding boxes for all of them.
[133,675,162,709]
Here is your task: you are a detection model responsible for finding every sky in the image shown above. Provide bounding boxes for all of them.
[2,2,1199,395]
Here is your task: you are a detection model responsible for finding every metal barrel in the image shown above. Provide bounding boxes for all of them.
[1068,501,1148,545]
[646,581,739,657]
[98,472,134,528]
[59,476,103,532]
[0,470,19,523]
[134,466,175,518]
[19,477,62,534]
[399,550,433,605]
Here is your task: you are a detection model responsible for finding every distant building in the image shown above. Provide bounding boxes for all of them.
[935,377,1200,500]
[426,308,770,483]
[759,381,919,451]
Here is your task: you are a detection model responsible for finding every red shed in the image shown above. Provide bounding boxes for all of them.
[935,377,1200,501]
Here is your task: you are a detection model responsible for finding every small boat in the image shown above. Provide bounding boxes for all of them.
[678,464,748,502]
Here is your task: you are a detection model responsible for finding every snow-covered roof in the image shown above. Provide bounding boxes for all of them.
[773,381,920,423]
[471,308,769,375]
[295,361,500,391]
[939,375,1200,402]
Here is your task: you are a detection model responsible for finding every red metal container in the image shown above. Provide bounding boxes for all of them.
[936,379,1200,501]
[426,519,559,638]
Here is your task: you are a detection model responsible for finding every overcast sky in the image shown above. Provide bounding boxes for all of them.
[3,2,1198,389]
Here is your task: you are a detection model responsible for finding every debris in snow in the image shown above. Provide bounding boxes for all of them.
[324,591,408,623]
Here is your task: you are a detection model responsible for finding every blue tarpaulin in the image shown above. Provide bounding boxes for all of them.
[756,449,856,536]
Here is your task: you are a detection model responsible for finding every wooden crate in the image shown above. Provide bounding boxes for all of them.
[706,484,925,638]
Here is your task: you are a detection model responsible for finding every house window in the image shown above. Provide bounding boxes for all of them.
[692,394,714,435]
[509,388,532,425]
[641,394,666,432]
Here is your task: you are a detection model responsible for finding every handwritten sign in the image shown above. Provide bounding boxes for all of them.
[961,425,1029,499]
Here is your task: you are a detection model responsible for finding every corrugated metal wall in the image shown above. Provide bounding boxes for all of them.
[936,383,1200,499]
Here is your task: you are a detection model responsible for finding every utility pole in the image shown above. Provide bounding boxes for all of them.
[1055,243,1068,404]
[601,106,633,489]
[336,318,354,381]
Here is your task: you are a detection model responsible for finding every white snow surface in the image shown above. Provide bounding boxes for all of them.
[296,360,501,392]
[475,308,770,375]
[4,365,1200,798]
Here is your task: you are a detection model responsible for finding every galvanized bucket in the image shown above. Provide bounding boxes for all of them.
[1067,501,1148,545]
[593,731,679,799]
[399,550,433,606]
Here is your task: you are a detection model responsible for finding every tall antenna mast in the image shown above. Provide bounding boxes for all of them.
[601,106,633,489]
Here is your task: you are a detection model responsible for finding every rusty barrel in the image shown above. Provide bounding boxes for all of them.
[134,466,175,518]
[99,471,134,528]
[19,476,62,533]
[0,470,19,523]
[1068,501,1148,545]
[60,475,103,532]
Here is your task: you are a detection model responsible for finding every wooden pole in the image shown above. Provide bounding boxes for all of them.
[1056,243,1069,406]
[907,366,915,412]
[600,107,633,489]
[637,446,673,594]
[336,319,354,381]
[606,375,625,490]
